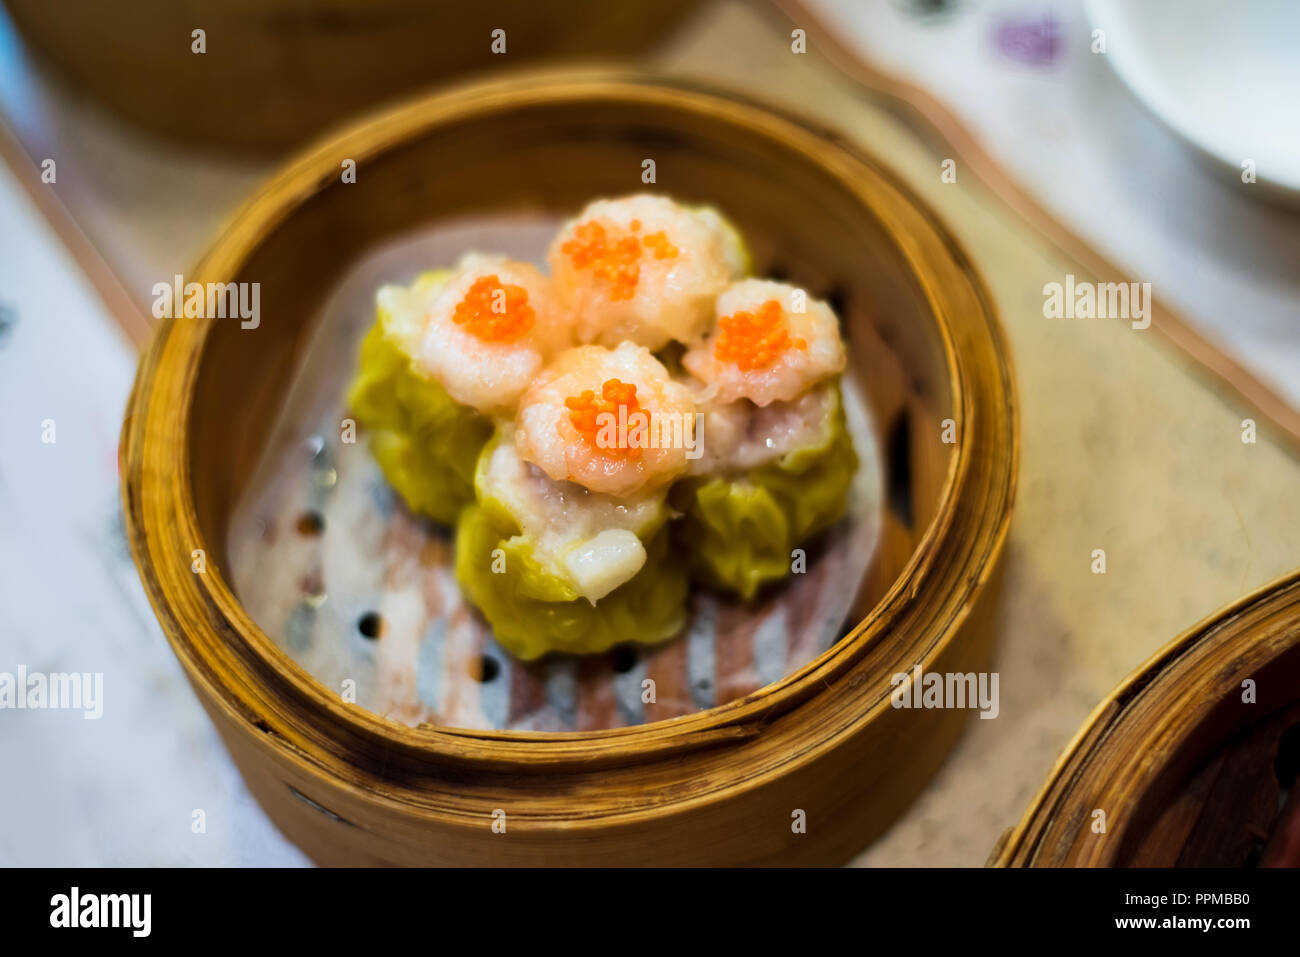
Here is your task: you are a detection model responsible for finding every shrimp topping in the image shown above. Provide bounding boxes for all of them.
[516,342,696,498]
[407,252,572,416]
[560,220,679,301]
[683,279,846,407]
[549,195,740,348]
[714,299,807,371]
[565,378,643,460]
[451,274,534,342]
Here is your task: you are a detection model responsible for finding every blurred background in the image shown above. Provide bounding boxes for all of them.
[1,0,1297,866]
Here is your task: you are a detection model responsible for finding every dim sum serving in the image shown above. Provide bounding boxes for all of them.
[348,193,859,660]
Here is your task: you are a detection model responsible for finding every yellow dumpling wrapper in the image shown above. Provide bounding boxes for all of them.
[454,427,687,660]
[346,270,493,525]
[670,386,858,600]
[455,502,688,661]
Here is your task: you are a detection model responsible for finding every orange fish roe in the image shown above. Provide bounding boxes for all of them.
[642,231,679,260]
[713,299,807,371]
[560,220,678,301]
[451,274,535,342]
[564,378,644,459]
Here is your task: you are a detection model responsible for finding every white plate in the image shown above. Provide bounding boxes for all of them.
[1086,0,1300,201]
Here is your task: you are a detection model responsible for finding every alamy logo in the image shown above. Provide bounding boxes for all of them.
[151,274,260,329]
[1043,273,1151,329]
[50,887,151,937]
[592,408,704,459]
[890,664,999,719]
[0,667,102,719]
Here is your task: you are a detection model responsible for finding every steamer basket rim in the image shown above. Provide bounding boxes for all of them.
[994,567,1300,866]
[121,69,1016,775]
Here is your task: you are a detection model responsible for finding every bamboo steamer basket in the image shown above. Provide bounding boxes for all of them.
[121,71,1018,866]
[1,0,698,153]
[993,568,1300,867]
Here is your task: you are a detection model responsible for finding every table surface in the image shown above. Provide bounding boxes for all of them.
[812,0,1300,410]
[1,0,1296,866]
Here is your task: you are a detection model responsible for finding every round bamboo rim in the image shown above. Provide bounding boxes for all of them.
[994,567,1300,867]
[121,71,1018,864]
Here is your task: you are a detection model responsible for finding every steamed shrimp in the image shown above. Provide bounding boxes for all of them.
[408,252,571,416]
[682,278,846,407]
[548,194,746,350]
[515,342,697,499]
